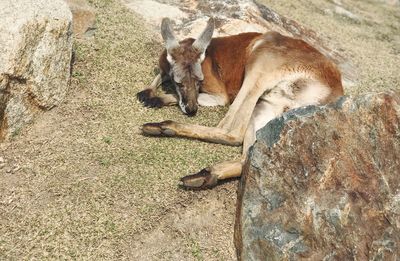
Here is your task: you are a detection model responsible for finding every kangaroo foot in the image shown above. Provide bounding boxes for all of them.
[141,121,176,136]
[180,168,218,189]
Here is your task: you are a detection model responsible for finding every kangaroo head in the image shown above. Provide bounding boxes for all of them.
[161,18,214,116]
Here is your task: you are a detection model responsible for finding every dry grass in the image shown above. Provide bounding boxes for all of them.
[260,0,400,94]
[0,0,239,259]
[0,0,399,260]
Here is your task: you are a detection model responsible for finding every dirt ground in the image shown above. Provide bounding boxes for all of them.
[0,0,399,260]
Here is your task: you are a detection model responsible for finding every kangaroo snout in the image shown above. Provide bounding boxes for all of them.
[185,104,198,117]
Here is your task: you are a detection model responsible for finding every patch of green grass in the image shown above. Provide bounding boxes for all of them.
[190,239,204,261]
[72,70,84,78]
[11,127,21,138]
[102,136,112,144]
[99,158,110,166]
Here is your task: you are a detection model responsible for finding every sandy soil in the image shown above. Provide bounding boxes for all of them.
[0,0,398,260]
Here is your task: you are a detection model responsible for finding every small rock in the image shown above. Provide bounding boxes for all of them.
[334,6,360,21]
[372,0,399,5]
[65,0,96,38]
[332,0,343,6]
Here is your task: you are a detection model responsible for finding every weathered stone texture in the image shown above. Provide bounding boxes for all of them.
[0,0,73,139]
[235,92,400,260]
[65,0,96,38]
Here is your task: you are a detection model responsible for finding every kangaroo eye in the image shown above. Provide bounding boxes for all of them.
[195,81,203,89]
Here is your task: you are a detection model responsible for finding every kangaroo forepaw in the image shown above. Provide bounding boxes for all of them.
[144,97,164,108]
[137,89,152,102]
[180,168,218,189]
[141,121,175,136]
[137,90,164,108]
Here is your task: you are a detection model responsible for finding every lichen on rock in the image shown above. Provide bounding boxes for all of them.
[235,91,400,260]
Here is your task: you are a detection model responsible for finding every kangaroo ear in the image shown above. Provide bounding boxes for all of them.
[192,17,214,53]
[161,18,179,53]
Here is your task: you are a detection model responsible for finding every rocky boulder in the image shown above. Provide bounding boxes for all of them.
[235,92,400,260]
[124,0,357,88]
[65,0,96,38]
[0,0,73,140]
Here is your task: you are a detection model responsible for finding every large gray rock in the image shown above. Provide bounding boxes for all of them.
[235,92,400,260]
[0,0,73,140]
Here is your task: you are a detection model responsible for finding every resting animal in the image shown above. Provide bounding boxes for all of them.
[137,18,343,189]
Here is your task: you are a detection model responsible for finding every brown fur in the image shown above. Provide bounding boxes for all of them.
[159,33,263,103]
[247,32,343,100]
[159,32,343,105]
[141,29,344,190]
[204,32,262,102]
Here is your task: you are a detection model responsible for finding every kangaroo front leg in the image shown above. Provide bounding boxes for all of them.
[140,92,178,108]
[141,121,242,146]
[180,160,243,189]
[137,74,178,108]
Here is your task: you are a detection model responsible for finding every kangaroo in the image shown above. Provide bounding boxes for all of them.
[137,18,344,189]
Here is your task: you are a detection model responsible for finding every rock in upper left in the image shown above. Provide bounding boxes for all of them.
[0,0,73,140]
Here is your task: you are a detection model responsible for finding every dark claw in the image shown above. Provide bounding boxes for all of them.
[137,89,164,108]
[137,89,152,103]
[180,168,218,190]
[144,97,163,108]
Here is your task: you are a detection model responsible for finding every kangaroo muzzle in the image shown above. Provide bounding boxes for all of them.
[176,80,199,116]
[184,103,198,117]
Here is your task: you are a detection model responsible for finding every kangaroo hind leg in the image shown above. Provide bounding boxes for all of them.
[179,125,259,189]
[180,160,243,189]
[180,76,330,189]
[179,109,263,189]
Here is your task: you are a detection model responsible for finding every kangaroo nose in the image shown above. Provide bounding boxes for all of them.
[185,106,197,117]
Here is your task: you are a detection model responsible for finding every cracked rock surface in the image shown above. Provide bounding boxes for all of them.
[235,91,400,260]
[0,0,73,140]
